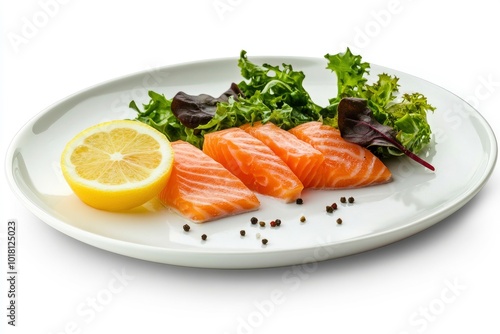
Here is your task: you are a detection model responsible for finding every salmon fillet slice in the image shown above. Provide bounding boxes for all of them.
[289,122,392,188]
[203,128,304,202]
[158,141,260,223]
[242,122,325,188]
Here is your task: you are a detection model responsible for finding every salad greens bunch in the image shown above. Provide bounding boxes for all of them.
[131,48,435,167]
[323,49,434,158]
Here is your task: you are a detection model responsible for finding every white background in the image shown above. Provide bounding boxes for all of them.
[1,0,499,333]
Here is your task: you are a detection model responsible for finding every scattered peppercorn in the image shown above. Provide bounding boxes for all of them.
[296,198,303,205]
[348,196,354,203]
[336,218,343,224]
[183,224,190,232]
[259,221,266,227]
[262,238,268,245]
[240,230,246,236]
[201,234,207,240]
[331,203,338,210]
[326,205,334,213]
[340,197,346,203]
[300,215,306,223]
[275,219,282,226]
[270,220,277,227]
[250,217,258,225]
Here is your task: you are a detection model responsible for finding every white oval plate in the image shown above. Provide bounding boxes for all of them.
[6,56,497,269]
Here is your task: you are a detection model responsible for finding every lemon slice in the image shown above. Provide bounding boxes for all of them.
[61,120,174,211]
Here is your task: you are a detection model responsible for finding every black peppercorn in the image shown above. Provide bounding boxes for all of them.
[183,224,190,232]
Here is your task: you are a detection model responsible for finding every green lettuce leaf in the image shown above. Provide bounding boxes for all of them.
[238,50,322,125]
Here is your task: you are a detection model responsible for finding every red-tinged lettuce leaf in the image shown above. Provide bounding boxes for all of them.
[338,97,435,171]
[171,83,242,128]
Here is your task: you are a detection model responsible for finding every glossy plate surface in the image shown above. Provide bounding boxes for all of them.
[6,56,497,268]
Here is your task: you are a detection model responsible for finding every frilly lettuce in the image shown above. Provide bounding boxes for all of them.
[131,48,435,165]
[323,48,435,158]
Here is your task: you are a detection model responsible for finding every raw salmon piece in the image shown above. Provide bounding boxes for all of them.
[203,128,304,202]
[158,141,260,223]
[242,122,325,188]
[289,122,392,188]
